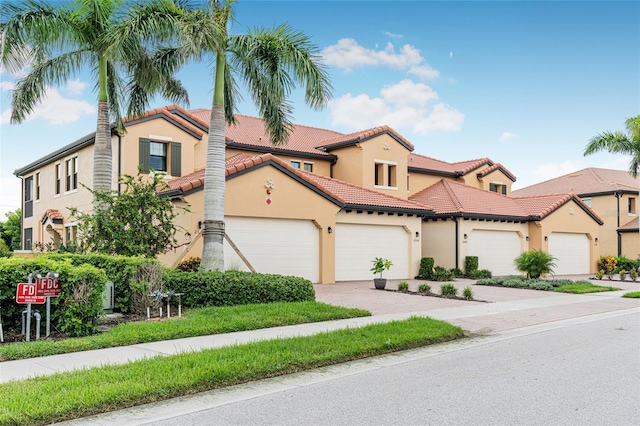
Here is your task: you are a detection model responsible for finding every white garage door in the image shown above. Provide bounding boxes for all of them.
[224,217,319,282]
[335,224,409,281]
[468,230,521,276]
[548,233,590,275]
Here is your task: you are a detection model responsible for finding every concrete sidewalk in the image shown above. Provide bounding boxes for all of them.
[2,277,638,384]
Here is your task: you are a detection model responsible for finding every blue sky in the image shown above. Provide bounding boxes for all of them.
[1,0,639,218]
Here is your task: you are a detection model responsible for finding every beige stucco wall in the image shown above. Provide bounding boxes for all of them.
[160,164,341,283]
[335,211,422,279]
[332,134,410,198]
[474,169,513,195]
[619,231,640,259]
[421,219,457,269]
[528,200,601,273]
[586,194,639,257]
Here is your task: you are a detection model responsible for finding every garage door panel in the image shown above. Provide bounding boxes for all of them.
[335,224,409,281]
[224,217,319,282]
[468,230,521,276]
[548,233,589,275]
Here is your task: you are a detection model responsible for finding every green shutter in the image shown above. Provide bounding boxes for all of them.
[502,185,507,195]
[171,142,182,177]
[139,138,150,173]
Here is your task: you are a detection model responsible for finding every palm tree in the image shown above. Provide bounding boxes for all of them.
[0,0,189,192]
[174,0,332,271]
[584,116,640,177]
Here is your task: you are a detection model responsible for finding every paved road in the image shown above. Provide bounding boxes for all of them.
[71,310,640,426]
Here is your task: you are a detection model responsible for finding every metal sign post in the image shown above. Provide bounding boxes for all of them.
[37,272,60,337]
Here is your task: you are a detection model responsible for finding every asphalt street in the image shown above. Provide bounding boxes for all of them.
[70,310,640,426]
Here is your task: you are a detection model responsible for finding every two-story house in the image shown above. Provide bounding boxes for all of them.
[513,168,639,260]
[15,105,603,282]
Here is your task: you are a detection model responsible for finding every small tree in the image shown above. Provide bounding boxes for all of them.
[1,208,21,250]
[514,250,556,279]
[69,171,186,258]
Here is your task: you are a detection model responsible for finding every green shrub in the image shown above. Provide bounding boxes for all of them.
[44,254,160,313]
[0,257,105,336]
[450,268,464,278]
[470,269,492,279]
[598,255,617,278]
[417,283,431,294]
[397,281,409,292]
[629,269,638,282]
[176,256,201,272]
[418,257,434,279]
[464,256,479,276]
[440,283,457,297]
[514,250,556,279]
[164,270,315,308]
[462,286,473,300]
[432,266,456,281]
[595,269,605,280]
[615,256,638,273]
[619,269,628,281]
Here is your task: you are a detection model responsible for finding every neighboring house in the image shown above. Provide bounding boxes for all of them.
[14,105,604,282]
[513,168,639,259]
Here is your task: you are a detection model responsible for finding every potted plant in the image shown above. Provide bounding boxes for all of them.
[371,257,393,289]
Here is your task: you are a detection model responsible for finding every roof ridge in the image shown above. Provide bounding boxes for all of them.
[440,180,465,212]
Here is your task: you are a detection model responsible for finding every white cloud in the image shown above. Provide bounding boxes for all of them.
[384,31,403,39]
[0,81,15,91]
[0,170,21,218]
[499,132,519,141]
[449,51,453,59]
[0,86,94,125]
[531,160,582,182]
[329,80,463,135]
[322,39,439,79]
[64,79,87,95]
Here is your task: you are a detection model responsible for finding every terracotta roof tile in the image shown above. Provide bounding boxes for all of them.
[42,209,63,221]
[407,153,502,177]
[477,163,517,182]
[513,168,639,196]
[123,107,204,137]
[318,125,414,151]
[619,216,639,231]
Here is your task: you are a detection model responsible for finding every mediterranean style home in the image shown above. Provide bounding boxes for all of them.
[15,105,604,283]
[513,168,639,260]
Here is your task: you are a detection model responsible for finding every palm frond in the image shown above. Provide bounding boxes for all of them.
[106,60,125,132]
[584,132,634,156]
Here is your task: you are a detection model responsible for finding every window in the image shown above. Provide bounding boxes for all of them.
[374,161,397,188]
[489,183,507,195]
[55,163,61,195]
[65,225,77,244]
[65,157,77,191]
[150,142,167,171]
[24,176,33,218]
[629,197,637,215]
[303,162,313,172]
[35,172,40,201]
[290,161,301,169]
[23,228,32,251]
[139,138,181,176]
[582,197,592,208]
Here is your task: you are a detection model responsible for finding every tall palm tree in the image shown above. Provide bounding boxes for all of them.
[584,116,640,177]
[0,0,189,192]
[175,0,332,271]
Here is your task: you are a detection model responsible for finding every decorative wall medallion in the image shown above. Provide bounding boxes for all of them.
[265,178,275,189]
[383,143,390,150]
[266,198,272,205]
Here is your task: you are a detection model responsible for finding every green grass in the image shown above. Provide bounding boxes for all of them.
[0,317,464,426]
[622,291,640,298]
[0,302,370,361]
[554,283,621,294]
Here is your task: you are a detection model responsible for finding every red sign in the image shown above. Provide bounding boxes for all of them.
[36,277,61,297]
[16,283,46,304]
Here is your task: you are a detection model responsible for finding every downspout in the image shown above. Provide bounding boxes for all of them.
[452,216,459,270]
[615,191,621,256]
[117,133,122,195]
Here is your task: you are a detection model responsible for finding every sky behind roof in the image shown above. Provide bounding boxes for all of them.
[1,0,639,218]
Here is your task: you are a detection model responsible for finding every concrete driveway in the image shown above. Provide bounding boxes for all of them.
[313,276,640,333]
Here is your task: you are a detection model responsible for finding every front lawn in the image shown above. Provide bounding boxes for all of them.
[475,276,620,293]
[0,302,370,361]
[0,317,464,426]
[622,291,640,298]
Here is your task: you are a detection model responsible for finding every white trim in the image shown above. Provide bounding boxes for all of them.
[374,185,398,190]
[149,134,173,141]
[374,159,398,165]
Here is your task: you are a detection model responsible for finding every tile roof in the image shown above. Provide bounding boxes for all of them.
[410,179,602,223]
[407,153,515,179]
[42,209,63,223]
[162,153,433,213]
[513,167,639,197]
[619,216,639,231]
[317,125,414,151]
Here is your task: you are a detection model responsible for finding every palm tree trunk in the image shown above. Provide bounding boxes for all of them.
[200,52,227,272]
[93,57,112,193]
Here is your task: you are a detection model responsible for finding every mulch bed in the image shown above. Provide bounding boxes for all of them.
[373,288,492,303]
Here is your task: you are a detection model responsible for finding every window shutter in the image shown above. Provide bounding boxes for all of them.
[171,142,182,177]
[502,185,507,195]
[139,138,150,173]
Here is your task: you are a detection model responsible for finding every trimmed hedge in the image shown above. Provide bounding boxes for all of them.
[165,270,315,308]
[417,257,434,279]
[464,256,478,276]
[44,254,160,313]
[0,257,106,336]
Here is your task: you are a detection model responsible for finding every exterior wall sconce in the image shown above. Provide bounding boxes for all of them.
[327,227,332,234]
[415,231,420,238]
[595,238,598,243]
[463,233,468,239]
[544,236,548,241]
[526,236,529,241]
